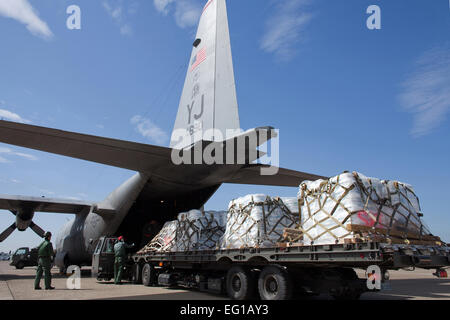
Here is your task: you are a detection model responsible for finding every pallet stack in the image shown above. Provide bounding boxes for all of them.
[176,210,227,251]
[295,171,441,246]
[220,195,299,249]
[137,220,178,254]
[138,210,227,253]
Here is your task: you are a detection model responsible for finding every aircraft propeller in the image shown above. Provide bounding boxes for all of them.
[0,210,46,242]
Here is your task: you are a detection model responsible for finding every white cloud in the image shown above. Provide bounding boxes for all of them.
[0,0,53,40]
[130,115,168,145]
[103,1,123,20]
[0,108,31,124]
[153,0,201,29]
[0,147,38,161]
[103,0,137,36]
[62,196,82,201]
[40,189,55,196]
[260,0,313,61]
[120,24,132,36]
[13,152,38,161]
[154,0,175,15]
[399,46,450,138]
[174,0,202,28]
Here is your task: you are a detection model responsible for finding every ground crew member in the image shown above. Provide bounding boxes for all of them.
[34,231,55,290]
[113,236,134,284]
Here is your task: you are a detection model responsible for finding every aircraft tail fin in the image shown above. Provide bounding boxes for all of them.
[170,0,240,150]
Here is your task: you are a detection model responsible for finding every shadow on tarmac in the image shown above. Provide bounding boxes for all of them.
[1,264,449,300]
[0,268,92,281]
[99,290,227,300]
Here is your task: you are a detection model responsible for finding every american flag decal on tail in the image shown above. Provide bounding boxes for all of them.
[191,47,206,72]
[203,0,214,13]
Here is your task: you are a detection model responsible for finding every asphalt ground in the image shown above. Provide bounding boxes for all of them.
[0,261,448,300]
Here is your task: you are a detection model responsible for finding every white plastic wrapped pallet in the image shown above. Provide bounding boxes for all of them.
[298,171,432,245]
[175,209,227,251]
[138,220,179,253]
[220,194,299,249]
[138,210,227,253]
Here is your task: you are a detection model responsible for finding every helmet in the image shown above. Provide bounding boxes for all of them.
[118,236,123,241]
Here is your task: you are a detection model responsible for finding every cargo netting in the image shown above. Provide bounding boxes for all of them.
[297,171,440,245]
[220,195,299,249]
[176,210,227,251]
[138,210,227,253]
[137,220,178,254]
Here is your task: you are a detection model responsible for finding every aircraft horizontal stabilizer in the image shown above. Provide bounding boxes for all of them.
[224,165,328,187]
[0,121,325,189]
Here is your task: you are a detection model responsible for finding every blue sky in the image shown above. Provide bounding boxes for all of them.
[0,0,449,252]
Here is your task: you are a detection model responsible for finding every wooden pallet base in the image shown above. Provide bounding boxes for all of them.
[278,227,444,247]
[346,224,442,242]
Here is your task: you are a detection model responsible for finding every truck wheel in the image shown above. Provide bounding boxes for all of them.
[16,261,25,269]
[337,268,358,280]
[331,268,361,300]
[142,263,155,287]
[132,263,143,284]
[258,266,293,300]
[61,256,70,274]
[226,265,255,300]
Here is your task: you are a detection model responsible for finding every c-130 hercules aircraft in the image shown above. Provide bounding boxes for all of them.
[0,0,324,270]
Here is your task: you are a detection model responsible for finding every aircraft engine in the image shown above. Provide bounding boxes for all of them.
[0,209,46,242]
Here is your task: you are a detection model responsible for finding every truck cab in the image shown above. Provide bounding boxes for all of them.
[92,236,133,282]
[9,247,38,269]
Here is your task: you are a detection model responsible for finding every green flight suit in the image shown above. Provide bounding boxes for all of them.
[113,241,133,284]
[34,239,54,289]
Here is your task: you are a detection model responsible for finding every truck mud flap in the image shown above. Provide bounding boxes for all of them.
[394,254,450,269]
[413,255,450,268]
[158,273,176,286]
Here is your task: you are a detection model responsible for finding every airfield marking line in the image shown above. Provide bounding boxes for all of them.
[5,279,15,300]
[0,277,15,300]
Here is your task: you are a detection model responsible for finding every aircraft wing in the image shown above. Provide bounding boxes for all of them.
[0,120,172,173]
[224,165,328,187]
[0,194,93,214]
[0,120,325,188]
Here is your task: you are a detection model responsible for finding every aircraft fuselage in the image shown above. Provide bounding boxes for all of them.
[54,171,222,269]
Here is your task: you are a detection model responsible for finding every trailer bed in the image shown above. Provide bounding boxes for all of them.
[132,242,450,270]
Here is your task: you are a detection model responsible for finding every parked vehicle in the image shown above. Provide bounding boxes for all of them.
[9,247,38,269]
[0,252,10,261]
[92,237,134,282]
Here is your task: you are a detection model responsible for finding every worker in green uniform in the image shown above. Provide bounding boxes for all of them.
[113,236,134,284]
[34,231,55,290]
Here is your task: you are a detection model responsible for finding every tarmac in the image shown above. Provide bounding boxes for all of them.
[0,261,448,300]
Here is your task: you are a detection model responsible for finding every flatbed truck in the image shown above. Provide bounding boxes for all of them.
[92,236,449,300]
